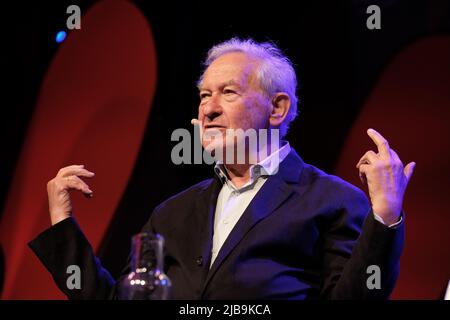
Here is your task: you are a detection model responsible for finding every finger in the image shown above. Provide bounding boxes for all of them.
[404,161,416,182]
[389,148,402,164]
[73,169,96,178]
[367,128,390,157]
[358,163,370,185]
[58,165,84,176]
[58,165,89,177]
[65,175,93,195]
[356,150,378,169]
[65,175,93,194]
[58,167,95,178]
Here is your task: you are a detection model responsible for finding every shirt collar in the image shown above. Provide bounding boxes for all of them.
[214,141,291,191]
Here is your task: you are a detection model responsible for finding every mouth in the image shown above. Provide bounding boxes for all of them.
[204,124,227,131]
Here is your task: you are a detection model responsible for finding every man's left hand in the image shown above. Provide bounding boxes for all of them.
[356,128,416,226]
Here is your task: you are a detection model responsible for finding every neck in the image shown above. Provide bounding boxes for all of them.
[223,140,280,188]
[223,163,251,188]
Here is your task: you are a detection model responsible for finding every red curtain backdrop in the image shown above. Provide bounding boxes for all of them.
[0,0,157,299]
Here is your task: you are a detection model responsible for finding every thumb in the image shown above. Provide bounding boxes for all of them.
[404,161,416,182]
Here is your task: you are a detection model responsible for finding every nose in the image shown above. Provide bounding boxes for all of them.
[201,93,222,121]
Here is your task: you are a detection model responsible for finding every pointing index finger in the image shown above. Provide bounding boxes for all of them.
[367,128,390,157]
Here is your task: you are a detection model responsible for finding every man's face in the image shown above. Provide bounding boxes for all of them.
[198,52,271,156]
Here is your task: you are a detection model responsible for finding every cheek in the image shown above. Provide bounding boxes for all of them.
[225,95,269,129]
[228,105,253,129]
[198,104,205,119]
[242,96,270,126]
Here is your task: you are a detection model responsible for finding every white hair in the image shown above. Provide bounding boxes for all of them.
[198,37,299,138]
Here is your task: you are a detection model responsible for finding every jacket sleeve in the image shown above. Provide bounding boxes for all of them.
[320,188,405,299]
[28,217,116,299]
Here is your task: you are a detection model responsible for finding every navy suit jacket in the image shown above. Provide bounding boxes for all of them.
[29,148,404,299]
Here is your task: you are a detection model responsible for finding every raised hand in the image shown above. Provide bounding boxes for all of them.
[356,129,415,225]
[46,165,95,225]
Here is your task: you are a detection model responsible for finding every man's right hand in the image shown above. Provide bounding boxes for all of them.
[47,165,95,226]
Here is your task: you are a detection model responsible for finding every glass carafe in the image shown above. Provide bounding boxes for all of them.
[118,232,171,300]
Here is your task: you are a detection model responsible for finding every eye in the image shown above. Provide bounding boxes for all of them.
[223,88,237,95]
[199,92,211,100]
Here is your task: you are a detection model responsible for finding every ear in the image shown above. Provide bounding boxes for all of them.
[269,92,291,127]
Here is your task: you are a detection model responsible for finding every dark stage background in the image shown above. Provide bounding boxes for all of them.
[1,0,449,299]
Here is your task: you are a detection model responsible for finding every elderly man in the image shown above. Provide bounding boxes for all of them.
[29,38,415,299]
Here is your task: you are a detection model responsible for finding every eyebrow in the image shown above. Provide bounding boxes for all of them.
[198,80,242,92]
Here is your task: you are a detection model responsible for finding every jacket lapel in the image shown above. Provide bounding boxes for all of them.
[201,149,304,294]
[193,174,223,284]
